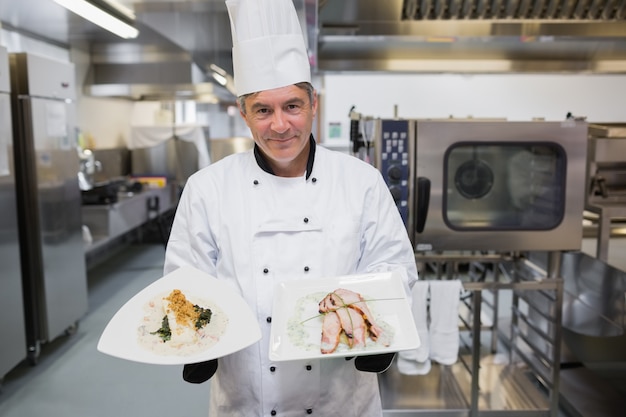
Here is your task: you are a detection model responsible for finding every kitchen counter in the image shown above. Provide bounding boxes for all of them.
[82,185,178,266]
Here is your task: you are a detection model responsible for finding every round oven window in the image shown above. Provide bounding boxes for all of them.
[454,159,494,199]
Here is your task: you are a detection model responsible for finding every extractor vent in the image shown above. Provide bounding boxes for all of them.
[401,0,626,20]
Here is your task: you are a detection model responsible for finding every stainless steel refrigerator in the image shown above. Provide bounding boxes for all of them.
[0,47,27,380]
[9,52,87,363]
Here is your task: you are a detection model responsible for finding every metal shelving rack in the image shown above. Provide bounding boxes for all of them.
[381,252,564,417]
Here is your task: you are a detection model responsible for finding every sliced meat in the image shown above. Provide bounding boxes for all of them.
[320,292,368,349]
[319,288,389,351]
[320,312,342,354]
[338,307,366,349]
[332,303,354,336]
[318,292,339,314]
[318,289,355,314]
[331,288,385,342]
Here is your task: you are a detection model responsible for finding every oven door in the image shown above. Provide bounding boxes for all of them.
[414,120,587,252]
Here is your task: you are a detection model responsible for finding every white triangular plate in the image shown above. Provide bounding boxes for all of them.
[98,265,261,365]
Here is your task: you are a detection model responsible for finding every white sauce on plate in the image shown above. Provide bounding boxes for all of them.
[137,291,229,356]
[287,291,395,355]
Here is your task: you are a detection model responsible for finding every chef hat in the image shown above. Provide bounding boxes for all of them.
[225,0,311,96]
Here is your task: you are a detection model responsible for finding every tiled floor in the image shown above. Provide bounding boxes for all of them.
[0,239,624,417]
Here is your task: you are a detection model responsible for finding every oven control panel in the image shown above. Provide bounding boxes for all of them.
[376,119,412,227]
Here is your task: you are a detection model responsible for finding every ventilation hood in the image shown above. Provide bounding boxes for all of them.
[4,0,626,101]
[83,36,235,101]
[317,0,626,73]
[80,12,236,102]
[84,0,626,97]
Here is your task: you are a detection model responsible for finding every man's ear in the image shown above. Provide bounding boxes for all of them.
[238,103,251,127]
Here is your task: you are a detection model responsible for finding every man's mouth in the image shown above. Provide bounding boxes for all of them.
[269,135,296,143]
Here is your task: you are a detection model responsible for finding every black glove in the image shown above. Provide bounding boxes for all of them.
[354,352,396,373]
[182,359,218,384]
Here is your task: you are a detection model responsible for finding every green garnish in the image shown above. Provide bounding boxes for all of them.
[194,305,212,329]
[151,315,172,342]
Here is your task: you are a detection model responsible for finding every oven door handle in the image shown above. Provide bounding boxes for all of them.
[415,177,430,234]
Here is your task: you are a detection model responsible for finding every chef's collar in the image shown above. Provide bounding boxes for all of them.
[254,135,316,180]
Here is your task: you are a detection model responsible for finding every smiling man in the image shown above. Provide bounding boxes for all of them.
[163,1,418,416]
[238,82,316,177]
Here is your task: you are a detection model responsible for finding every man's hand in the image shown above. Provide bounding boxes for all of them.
[354,353,396,373]
[182,359,218,383]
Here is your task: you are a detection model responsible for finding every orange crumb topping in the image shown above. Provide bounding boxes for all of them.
[165,289,197,327]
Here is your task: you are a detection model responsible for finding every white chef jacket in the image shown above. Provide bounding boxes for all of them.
[164,143,418,417]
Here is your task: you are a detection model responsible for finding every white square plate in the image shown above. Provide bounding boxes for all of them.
[269,269,420,362]
[97,265,261,365]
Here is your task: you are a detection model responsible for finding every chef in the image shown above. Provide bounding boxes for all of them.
[163,0,418,415]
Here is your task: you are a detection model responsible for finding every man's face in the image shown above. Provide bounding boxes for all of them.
[240,84,317,176]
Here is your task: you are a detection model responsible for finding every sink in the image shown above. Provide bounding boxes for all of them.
[81,179,143,205]
[560,251,626,363]
[81,182,120,205]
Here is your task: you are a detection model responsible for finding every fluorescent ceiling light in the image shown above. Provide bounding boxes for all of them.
[211,72,227,86]
[208,63,237,95]
[209,64,228,85]
[101,0,135,20]
[54,0,139,39]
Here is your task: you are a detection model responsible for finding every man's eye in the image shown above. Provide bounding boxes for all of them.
[257,108,269,114]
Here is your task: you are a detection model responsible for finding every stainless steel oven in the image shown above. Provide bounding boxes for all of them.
[373,119,588,252]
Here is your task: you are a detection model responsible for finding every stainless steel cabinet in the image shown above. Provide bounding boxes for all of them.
[0,46,26,381]
[9,52,87,363]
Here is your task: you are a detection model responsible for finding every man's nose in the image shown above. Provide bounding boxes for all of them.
[270,110,289,133]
